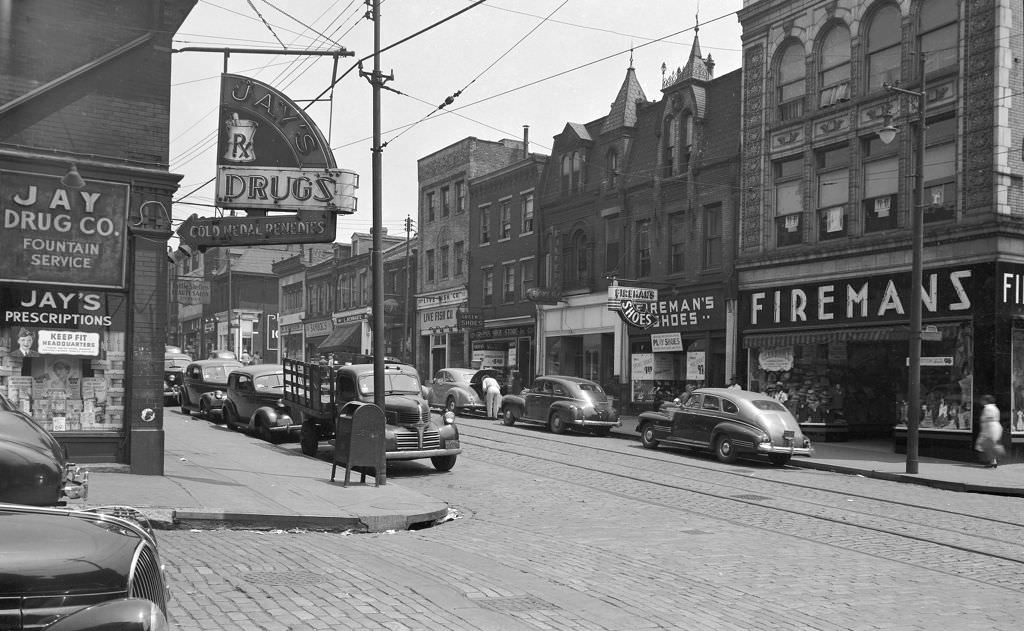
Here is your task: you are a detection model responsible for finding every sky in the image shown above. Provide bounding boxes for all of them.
[168,0,745,248]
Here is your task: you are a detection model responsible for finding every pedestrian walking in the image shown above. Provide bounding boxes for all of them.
[975,394,1005,468]
[483,373,502,419]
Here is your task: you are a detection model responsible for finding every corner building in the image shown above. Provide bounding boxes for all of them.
[737,0,1024,460]
[0,0,196,472]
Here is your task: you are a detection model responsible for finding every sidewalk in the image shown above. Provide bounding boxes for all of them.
[612,416,1024,497]
[73,414,450,532]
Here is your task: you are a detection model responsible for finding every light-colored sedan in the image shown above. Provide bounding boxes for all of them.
[636,387,813,466]
[426,367,500,415]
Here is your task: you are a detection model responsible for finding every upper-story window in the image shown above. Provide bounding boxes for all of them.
[680,114,693,171]
[440,244,450,279]
[479,204,491,244]
[920,0,958,74]
[774,155,804,247]
[636,220,651,277]
[519,258,535,301]
[502,264,516,303]
[441,186,451,217]
[816,144,850,240]
[561,151,584,193]
[867,5,902,92]
[426,191,436,222]
[862,135,900,233]
[425,249,435,283]
[567,230,591,287]
[669,212,686,273]
[359,271,368,304]
[703,204,722,270]
[777,41,805,121]
[819,25,850,108]
[521,192,534,234]
[922,115,957,223]
[663,116,678,176]
[499,199,512,240]
[455,180,466,213]
[482,267,494,306]
[606,149,618,189]
[454,241,464,276]
[604,214,620,274]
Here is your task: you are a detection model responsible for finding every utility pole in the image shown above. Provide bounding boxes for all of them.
[404,214,414,365]
[362,0,392,407]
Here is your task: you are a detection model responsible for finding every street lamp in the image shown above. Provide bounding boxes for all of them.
[878,52,926,475]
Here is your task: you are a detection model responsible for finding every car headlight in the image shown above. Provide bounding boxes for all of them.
[443,411,455,424]
[214,390,224,400]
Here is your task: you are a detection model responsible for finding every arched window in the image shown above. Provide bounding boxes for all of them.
[561,154,572,193]
[777,41,805,121]
[819,25,850,108]
[606,148,618,189]
[572,152,583,191]
[663,116,678,176]
[681,113,693,171]
[866,4,902,92]
[919,0,958,74]
[573,231,590,285]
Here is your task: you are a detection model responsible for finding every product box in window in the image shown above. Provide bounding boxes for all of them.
[8,376,33,403]
[32,399,50,424]
[104,405,123,429]
[81,377,107,404]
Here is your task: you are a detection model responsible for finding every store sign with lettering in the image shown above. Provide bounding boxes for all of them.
[38,330,100,355]
[644,290,724,333]
[1,286,123,331]
[739,265,980,331]
[0,170,128,288]
[421,308,457,330]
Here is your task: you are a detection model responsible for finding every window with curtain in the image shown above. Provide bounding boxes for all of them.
[606,149,618,189]
[774,155,804,246]
[503,264,516,303]
[703,204,722,269]
[663,116,678,176]
[867,5,902,92]
[816,145,849,240]
[669,212,686,273]
[920,0,958,74]
[637,220,651,276]
[500,199,512,239]
[482,267,494,306]
[521,192,534,233]
[519,258,535,300]
[819,25,851,108]
[479,204,491,244]
[921,116,957,222]
[862,135,899,232]
[777,41,806,121]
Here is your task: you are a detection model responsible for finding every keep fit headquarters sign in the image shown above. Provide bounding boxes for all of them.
[1,170,128,288]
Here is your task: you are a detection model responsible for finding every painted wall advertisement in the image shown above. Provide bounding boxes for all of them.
[1,170,129,288]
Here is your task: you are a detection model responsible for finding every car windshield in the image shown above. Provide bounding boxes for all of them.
[752,399,789,412]
[358,373,422,395]
[254,374,284,390]
[165,357,190,370]
[203,366,231,381]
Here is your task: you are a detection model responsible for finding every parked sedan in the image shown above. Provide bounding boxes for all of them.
[636,387,813,466]
[0,393,88,506]
[163,349,192,406]
[223,364,299,442]
[0,502,169,629]
[178,358,243,420]
[426,367,501,414]
[499,375,619,436]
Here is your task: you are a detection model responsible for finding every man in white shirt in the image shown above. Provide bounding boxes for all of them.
[482,373,502,419]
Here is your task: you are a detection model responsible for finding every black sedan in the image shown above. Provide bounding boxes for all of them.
[179,358,243,420]
[0,393,87,506]
[0,503,169,629]
[222,364,299,442]
[499,375,619,436]
[636,387,813,466]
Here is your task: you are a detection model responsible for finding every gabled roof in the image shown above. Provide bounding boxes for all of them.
[677,32,712,83]
[602,66,647,133]
[561,121,592,142]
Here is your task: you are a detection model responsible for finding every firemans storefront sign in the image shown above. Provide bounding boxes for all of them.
[1,170,128,288]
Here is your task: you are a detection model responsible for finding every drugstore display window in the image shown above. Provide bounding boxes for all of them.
[0,326,125,432]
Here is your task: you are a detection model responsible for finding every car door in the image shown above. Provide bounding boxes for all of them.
[182,364,202,405]
[525,379,551,420]
[234,374,256,420]
[694,394,724,445]
[672,393,703,443]
[429,370,448,406]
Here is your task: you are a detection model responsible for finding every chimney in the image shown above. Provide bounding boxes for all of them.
[523,125,530,159]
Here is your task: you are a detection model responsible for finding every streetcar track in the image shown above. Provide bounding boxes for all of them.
[462,417,1024,528]
[456,419,1024,577]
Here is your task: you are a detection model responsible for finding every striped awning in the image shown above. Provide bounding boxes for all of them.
[742,323,962,349]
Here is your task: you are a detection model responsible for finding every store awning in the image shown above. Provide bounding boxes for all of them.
[741,323,962,349]
[742,326,907,349]
[317,321,363,354]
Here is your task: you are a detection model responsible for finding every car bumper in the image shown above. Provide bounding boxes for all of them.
[385,447,462,461]
[757,443,813,457]
[571,418,621,428]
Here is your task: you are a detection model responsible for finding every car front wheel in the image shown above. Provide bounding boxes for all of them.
[549,411,567,434]
[502,406,516,426]
[715,435,739,464]
[640,424,659,449]
[199,400,212,421]
[445,397,458,415]
[431,455,457,472]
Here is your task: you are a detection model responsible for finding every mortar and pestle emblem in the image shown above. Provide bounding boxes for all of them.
[223,112,258,162]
